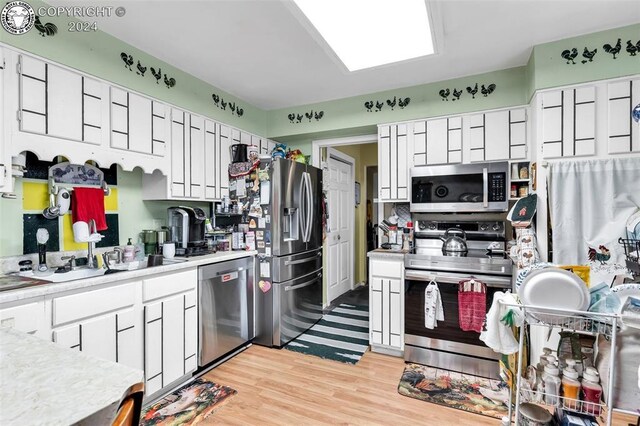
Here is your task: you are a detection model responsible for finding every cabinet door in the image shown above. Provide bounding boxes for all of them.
[204,120,217,200]
[81,314,117,362]
[542,87,595,158]
[378,124,409,202]
[128,93,153,154]
[388,278,403,349]
[162,294,185,386]
[189,114,204,199]
[110,87,129,150]
[43,64,83,141]
[412,121,427,166]
[395,124,409,200]
[260,139,276,155]
[18,55,47,134]
[509,108,527,159]
[378,125,391,200]
[183,291,197,374]
[116,309,142,370]
[369,277,383,345]
[426,118,448,165]
[484,110,510,161]
[240,131,251,145]
[0,301,46,338]
[218,124,231,199]
[171,109,186,197]
[608,79,640,154]
[144,301,163,395]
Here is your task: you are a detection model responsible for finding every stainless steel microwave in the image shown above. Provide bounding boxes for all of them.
[410,162,509,213]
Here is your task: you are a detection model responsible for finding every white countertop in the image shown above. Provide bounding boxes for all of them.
[367,249,408,259]
[0,250,256,304]
[0,327,144,425]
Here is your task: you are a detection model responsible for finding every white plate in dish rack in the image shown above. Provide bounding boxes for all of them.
[612,283,640,329]
[517,268,590,322]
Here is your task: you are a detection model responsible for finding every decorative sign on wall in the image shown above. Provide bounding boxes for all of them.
[287,110,324,124]
[438,83,495,101]
[34,16,57,37]
[560,39,638,64]
[212,94,244,117]
[119,52,177,89]
[364,96,410,112]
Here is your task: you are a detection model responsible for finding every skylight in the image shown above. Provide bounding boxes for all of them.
[292,0,435,71]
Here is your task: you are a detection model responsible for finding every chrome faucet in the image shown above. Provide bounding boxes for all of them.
[87,219,97,269]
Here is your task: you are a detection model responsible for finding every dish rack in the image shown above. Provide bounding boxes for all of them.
[618,237,640,278]
[501,303,622,425]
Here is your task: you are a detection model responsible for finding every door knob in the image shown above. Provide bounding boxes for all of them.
[337,235,341,240]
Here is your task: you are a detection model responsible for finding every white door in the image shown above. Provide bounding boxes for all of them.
[325,148,354,304]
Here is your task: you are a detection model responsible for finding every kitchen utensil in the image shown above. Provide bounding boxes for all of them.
[147,254,164,267]
[440,228,468,254]
[230,144,248,163]
[517,268,590,321]
[162,242,176,259]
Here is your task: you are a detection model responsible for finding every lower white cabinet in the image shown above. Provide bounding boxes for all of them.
[0,299,47,338]
[368,256,404,355]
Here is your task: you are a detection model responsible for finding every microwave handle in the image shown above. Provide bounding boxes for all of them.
[482,167,488,208]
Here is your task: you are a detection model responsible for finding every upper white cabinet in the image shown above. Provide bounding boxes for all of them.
[218,124,232,199]
[378,124,410,202]
[413,116,462,166]
[168,109,204,199]
[541,86,595,158]
[607,78,640,154]
[18,55,104,145]
[465,108,527,162]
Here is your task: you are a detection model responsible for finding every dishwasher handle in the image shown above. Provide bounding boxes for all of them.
[284,273,322,292]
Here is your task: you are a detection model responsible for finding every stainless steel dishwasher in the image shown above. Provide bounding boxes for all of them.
[198,257,254,367]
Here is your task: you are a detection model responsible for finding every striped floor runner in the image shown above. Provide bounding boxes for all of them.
[284,303,369,364]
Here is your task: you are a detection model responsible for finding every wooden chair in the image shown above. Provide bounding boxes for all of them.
[112,382,144,426]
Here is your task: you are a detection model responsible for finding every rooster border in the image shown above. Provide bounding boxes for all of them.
[119,52,177,89]
[211,93,245,118]
[560,39,639,64]
[438,83,496,101]
[364,96,411,112]
[287,110,324,124]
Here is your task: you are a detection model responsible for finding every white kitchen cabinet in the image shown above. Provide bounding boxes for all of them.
[18,54,104,145]
[260,138,276,155]
[50,281,143,371]
[541,87,595,158]
[413,117,462,166]
[466,108,527,162]
[607,78,640,154]
[218,124,232,199]
[378,124,410,202]
[204,119,218,200]
[188,114,205,198]
[0,46,11,195]
[168,109,205,199]
[142,269,198,396]
[368,256,404,355]
[0,300,47,338]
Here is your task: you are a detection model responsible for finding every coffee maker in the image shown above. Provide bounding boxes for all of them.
[167,206,208,256]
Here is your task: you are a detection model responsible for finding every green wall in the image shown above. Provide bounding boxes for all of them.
[0,0,267,135]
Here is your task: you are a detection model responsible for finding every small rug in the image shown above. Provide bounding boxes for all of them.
[398,363,509,419]
[284,303,369,364]
[141,378,237,425]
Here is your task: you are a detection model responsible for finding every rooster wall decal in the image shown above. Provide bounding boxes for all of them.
[120,52,134,71]
[164,74,176,89]
[220,99,227,110]
[581,47,597,63]
[150,67,161,84]
[375,101,384,112]
[561,48,579,64]
[136,61,147,76]
[314,111,324,121]
[212,94,220,107]
[296,114,303,123]
[34,16,57,37]
[305,111,313,122]
[481,84,496,97]
[626,40,640,56]
[237,107,244,117]
[588,245,611,264]
[466,83,478,99]
[288,113,295,123]
[364,101,374,112]
[229,102,236,115]
[439,88,450,101]
[398,97,410,109]
[386,96,397,110]
[452,89,462,101]
[603,38,622,59]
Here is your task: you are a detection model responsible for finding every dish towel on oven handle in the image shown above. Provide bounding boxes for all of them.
[424,280,444,329]
[458,279,487,332]
[480,291,523,355]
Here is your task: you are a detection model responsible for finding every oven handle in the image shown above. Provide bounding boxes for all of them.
[404,269,512,288]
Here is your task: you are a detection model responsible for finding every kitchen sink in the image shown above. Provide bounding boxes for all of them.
[17,267,108,283]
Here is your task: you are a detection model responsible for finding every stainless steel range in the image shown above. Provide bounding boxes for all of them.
[404,220,513,379]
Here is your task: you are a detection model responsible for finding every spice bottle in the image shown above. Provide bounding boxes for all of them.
[561,359,581,410]
[581,367,603,415]
[542,363,561,405]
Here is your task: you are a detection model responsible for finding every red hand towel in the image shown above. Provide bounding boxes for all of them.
[458,279,487,333]
[72,187,108,231]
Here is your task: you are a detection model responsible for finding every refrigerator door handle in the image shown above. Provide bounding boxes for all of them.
[284,272,322,292]
[299,173,307,242]
[305,172,313,243]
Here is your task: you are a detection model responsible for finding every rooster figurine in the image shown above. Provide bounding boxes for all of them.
[588,245,611,264]
[466,83,478,99]
[120,52,134,71]
[34,16,57,37]
[150,67,162,84]
[439,89,450,101]
[561,48,579,64]
[603,38,622,59]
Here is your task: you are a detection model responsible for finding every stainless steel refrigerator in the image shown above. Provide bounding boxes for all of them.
[252,158,323,347]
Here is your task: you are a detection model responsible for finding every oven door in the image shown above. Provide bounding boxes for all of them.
[410,163,508,213]
[404,270,508,379]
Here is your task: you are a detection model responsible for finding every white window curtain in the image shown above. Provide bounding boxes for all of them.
[548,157,640,264]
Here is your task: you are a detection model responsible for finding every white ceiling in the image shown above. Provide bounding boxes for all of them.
[49,0,639,110]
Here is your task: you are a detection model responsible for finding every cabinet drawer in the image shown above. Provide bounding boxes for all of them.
[142,269,198,302]
[52,284,136,327]
[370,260,403,278]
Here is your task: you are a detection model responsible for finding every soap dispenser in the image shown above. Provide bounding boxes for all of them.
[582,367,603,415]
[562,359,581,410]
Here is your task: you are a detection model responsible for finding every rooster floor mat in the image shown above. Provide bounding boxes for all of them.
[141,378,237,425]
[398,363,509,419]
